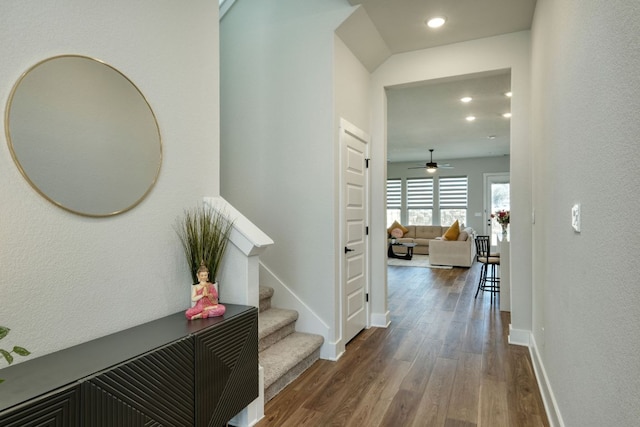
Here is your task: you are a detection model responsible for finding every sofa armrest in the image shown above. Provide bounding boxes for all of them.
[428,238,476,267]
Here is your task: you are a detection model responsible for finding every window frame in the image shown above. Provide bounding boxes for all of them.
[438,176,468,226]
[386,178,402,227]
[406,177,434,225]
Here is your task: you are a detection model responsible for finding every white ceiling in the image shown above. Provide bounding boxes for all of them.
[339,0,536,163]
[386,70,512,163]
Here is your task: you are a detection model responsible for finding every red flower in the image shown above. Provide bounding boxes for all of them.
[492,210,510,225]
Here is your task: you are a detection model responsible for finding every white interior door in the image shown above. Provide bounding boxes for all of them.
[484,173,510,247]
[340,119,369,345]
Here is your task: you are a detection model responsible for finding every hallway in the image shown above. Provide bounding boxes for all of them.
[257,262,549,426]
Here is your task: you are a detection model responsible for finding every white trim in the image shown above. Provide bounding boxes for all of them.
[483,172,510,239]
[203,196,274,256]
[508,324,530,346]
[529,334,565,427]
[219,0,236,19]
[325,339,345,362]
[370,310,391,328]
[258,263,340,360]
[338,118,371,350]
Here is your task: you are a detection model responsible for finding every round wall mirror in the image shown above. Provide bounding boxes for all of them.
[5,55,162,217]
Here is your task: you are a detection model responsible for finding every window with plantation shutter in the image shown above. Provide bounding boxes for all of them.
[386,179,401,226]
[407,177,433,225]
[439,176,468,226]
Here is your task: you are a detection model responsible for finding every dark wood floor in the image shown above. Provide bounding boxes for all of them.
[255,262,549,427]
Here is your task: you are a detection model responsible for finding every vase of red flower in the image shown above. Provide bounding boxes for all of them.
[492,210,510,236]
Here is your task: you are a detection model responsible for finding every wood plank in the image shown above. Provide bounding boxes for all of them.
[256,263,550,427]
[507,346,550,427]
[478,377,509,427]
[425,310,454,341]
[393,329,426,362]
[446,352,482,424]
[399,338,440,393]
[441,292,461,311]
[444,419,477,427]
[439,320,466,359]
[276,406,324,427]
[346,359,413,427]
[462,318,485,355]
[411,357,457,427]
[379,389,423,426]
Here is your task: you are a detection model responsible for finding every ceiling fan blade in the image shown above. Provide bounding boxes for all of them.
[408,166,427,169]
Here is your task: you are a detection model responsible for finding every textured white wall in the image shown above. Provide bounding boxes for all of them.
[530,1,640,425]
[220,0,354,345]
[0,1,220,362]
[334,36,372,133]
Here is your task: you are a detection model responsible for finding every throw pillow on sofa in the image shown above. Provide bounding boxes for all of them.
[457,230,469,241]
[387,220,408,236]
[390,228,404,238]
[443,220,460,240]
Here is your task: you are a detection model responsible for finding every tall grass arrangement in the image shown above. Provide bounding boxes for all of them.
[175,205,234,284]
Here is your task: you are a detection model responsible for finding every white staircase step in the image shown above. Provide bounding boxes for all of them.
[260,331,324,402]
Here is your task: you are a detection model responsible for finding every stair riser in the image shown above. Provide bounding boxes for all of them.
[259,297,271,313]
[258,286,323,403]
[264,347,321,402]
[259,322,295,353]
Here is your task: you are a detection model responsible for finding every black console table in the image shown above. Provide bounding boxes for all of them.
[0,304,258,427]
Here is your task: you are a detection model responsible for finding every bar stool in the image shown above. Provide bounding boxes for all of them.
[474,236,500,301]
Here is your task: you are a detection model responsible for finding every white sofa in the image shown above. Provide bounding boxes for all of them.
[387,224,476,267]
[429,236,476,267]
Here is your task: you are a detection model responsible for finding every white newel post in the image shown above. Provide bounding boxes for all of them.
[203,196,274,427]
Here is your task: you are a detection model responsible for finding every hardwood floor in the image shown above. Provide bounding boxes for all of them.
[255,263,549,427]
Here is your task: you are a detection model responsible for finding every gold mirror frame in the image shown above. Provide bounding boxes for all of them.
[5,55,162,217]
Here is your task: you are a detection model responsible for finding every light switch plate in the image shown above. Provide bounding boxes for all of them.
[571,203,581,232]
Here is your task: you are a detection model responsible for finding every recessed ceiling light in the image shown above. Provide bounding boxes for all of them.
[505,91,512,97]
[466,115,476,122]
[460,96,472,103]
[487,135,496,139]
[426,16,446,28]
[502,112,512,118]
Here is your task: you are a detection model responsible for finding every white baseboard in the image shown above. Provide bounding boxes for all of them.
[370,310,391,328]
[529,334,564,427]
[508,324,530,346]
[322,338,345,361]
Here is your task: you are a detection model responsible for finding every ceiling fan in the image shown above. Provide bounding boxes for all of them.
[408,149,454,173]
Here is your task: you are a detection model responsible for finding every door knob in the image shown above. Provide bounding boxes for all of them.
[345,247,354,254]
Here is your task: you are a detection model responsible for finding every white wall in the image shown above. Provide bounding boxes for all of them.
[334,36,372,133]
[220,0,355,348]
[333,35,372,350]
[369,32,532,330]
[387,156,510,232]
[530,1,640,425]
[0,1,220,362]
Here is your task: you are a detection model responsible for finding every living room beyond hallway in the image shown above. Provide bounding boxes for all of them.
[256,263,549,426]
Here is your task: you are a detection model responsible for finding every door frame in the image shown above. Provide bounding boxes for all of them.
[483,172,510,245]
[338,118,370,350]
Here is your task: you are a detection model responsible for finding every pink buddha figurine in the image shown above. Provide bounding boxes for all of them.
[185,262,226,320]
